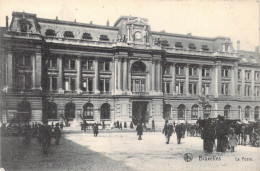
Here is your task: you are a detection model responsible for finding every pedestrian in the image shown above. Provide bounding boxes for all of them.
[216,115,229,152]
[130,121,134,129]
[60,122,64,130]
[228,129,238,152]
[202,118,216,153]
[42,122,52,154]
[124,121,127,128]
[54,123,61,145]
[152,119,155,131]
[119,122,123,130]
[102,120,105,130]
[163,121,174,144]
[136,122,143,140]
[117,120,120,129]
[93,123,99,137]
[175,123,183,144]
[24,122,31,146]
[83,120,87,132]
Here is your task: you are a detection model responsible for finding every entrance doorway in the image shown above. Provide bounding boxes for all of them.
[132,101,149,125]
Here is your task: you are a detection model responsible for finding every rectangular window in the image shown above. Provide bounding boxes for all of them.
[189,68,197,76]
[105,62,110,71]
[245,70,251,80]
[70,78,76,91]
[64,58,69,69]
[238,85,241,95]
[47,77,51,90]
[189,83,197,94]
[238,70,241,79]
[176,66,184,75]
[88,78,93,92]
[176,82,184,94]
[52,77,57,90]
[64,78,69,91]
[99,61,110,71]
[255,86,260,97]
[70,60,76,69]
[202,68,210,77]
[202,84,210,95]
[221,69,229,77]
[164,65,171,75]
[17,75,24,89]
[105,79,110,92]
[52,58,57,68]
[88,61,93,70]
[25,56,31,67]
[99,79,104,92]
[82,61,87,70]
[255,72,260,81]
[25,75,32,89]
[222,83,229,95]
[163,82,170,93]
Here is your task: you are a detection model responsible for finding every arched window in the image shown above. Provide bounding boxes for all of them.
[131,61,146,74]
[83,103,94,119]
[45,29,56,36]
[65,102,76,119]
[163,104,172,120]
[178,104,186,119]
[204,105,212,119]
[101,103,110,120]
[17,100,31,122]
[255,106,259,120]
[47,102,57,119]
[245,106,251,119]
[191,105,199,119]
[224,105,231,119]
[64,31,74,38]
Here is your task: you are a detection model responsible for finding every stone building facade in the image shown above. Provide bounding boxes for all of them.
[0,12,259,128]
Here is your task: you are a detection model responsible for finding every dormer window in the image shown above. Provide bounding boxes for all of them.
[45,29,56,36]
[188,43,196,50]
[161,40,170,47]
[201,45,209,51]
[19,18,32,33]
[175,42,183,48]
[64,31,74,38]
[82,33,92,40]
[99,35,109,41]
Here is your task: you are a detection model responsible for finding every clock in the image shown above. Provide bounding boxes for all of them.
[134,31,142,40]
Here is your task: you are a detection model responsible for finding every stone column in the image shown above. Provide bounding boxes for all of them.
[151,60,156,93]
[214,61,222,98]
[241,68,245,96]
[114,58,118,93]
[123,58,128,91]
[118,58,122,92]
[76,57,82,94]
[32,54,36,89]
[110,59,115,94]
[230,66,236,96]
[185,64,189,96]
[94,58,100,94]
[251,70,255,97]
[6,51,13,89]
[35,52,42,89]
[57,56,63,92]
[171,63,176,95]
[157,60,162,92]
[198,65,202,95]
[233,62,238,95]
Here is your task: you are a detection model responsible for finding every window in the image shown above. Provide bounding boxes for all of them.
[177,104,186,118]
[202,84,210,95]
[161,40,170,47]
[245,85,251,96]
[176,82,184,94]
[70,78,76,91]
[189,83,197,95]
[64,58,76,69]
[255,107,259,120]
[255,72,260,81]
[221,83,229,95]
[224,105,231,118]
[17,75,24,89]
[225,45,229,52]
[202,68,210,77]
[176,66,184,75]
[245,106,251,118]
[82,33,92,40]
[82,60,93,70]
[64,78,69,91]
[16,54,32,68]
[16,74,32,90]
[99,35,109,41]
[131,61,146,73]
[17,101,31,122]
[245,70,251,80]
[82,78,93,92]
[201,45,209,51]
[175,42,183,48]
[101,103,110,119]
[221,69,229,77]
[83,103,94,119]
[164,65,171,75]
[189,67,197,76]
[238,70,241,79]
[99,79,110,93]
[191,105,199,119]
[45,102,57,119]
[45,29,56,36]
[204,105,212,119]
[47,58,57,68]
[238,85,241,95]
[163,82,171,94]
[64,31,74,38]
[63,77,76,91]
[20,20,28,32]
[65,102,75,119]
[131,79,146,92]
[47,77,57,90]
[99,61,110,71]
[255,86,260,97]
[188,43,196,50]
[163,104,172,120]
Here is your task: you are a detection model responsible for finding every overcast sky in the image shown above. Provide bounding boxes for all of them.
[0,0,259,51]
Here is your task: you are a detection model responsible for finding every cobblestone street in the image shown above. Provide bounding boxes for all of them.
[2,130,260,171]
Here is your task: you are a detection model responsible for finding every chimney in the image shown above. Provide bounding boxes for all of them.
[74,19,76,23]
[90,21,93,24]
[255,46,259,53]
[6,16,9,30]
[106,20,109,26]
[56,16,58,20]
[237,40,240,51]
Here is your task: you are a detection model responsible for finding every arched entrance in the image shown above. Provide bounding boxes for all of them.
[83,103,94,119]
[224,105,231,119]
[101,103,110,120]
[65,102,76,119]
[132,101,149,125]
[17,100,31,122]
[163,104,172,120]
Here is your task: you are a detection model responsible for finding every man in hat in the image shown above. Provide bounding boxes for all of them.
[175,122,183,144]
[136,122,143,140]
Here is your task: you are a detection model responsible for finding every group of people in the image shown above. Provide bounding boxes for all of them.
[198,115,259,153]
[163,120,185,144]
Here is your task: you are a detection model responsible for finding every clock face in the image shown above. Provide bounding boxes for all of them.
[135,32,142,40]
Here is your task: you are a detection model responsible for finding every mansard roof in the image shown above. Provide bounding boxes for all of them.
[238,50,260,65]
